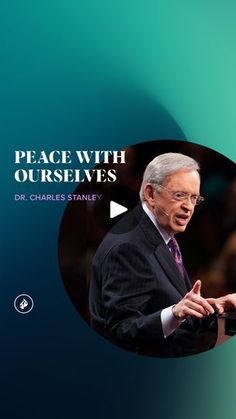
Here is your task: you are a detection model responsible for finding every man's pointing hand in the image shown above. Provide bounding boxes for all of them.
[172,280,215,320]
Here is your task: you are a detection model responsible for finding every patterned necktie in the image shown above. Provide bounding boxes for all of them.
[168,237,184,277]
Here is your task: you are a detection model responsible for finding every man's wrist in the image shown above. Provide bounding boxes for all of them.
[172,304,185,321]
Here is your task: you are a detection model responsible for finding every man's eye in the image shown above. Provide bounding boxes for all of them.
[174,192,186,199]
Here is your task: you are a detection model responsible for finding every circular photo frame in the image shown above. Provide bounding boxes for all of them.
[58,139,236,357]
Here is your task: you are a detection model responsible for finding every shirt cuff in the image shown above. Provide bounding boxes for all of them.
[161,305,185,338]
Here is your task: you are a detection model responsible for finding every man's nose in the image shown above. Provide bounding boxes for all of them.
[181,198,194,211]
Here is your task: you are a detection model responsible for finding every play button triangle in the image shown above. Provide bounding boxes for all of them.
[110,201,128,219]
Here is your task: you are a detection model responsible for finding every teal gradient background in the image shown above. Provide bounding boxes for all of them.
[1,1,236,418]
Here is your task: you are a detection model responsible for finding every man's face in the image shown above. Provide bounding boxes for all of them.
[145,170,201,235]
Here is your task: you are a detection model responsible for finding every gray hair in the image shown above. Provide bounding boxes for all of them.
[139,152,200,202]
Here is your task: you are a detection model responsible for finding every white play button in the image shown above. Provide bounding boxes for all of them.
[110,201,128,219]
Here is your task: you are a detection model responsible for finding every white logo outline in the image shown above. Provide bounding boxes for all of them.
[14,294,34,314]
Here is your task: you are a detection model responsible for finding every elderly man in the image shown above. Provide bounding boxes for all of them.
[89,153,236,357]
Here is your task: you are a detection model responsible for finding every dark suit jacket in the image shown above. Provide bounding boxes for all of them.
[89,203,217,357]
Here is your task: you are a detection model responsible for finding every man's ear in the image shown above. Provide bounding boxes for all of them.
[143,184,156,206]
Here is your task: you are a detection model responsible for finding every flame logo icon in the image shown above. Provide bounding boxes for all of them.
[14,294,34,314]
[19,298,28,310]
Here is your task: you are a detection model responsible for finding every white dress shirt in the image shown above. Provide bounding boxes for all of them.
[142,202,185,338]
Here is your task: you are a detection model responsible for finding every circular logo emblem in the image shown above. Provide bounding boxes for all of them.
[14,294,34,314]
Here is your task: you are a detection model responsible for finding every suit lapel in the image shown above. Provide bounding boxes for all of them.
[154,243,189,296]
[135,204,190,296]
